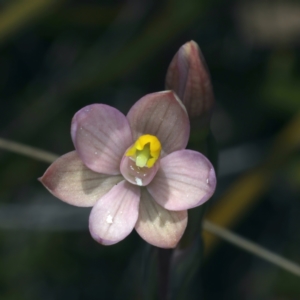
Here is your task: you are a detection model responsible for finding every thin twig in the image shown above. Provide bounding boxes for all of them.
[0,137,58,163]
[203,220,300,277]
[203,113,300,254]
[1,137,300,277]
[158,248,172,300]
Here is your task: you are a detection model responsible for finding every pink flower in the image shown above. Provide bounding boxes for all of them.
[40,91,216,248]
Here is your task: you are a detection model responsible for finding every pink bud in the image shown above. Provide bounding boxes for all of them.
[165,41,215,127]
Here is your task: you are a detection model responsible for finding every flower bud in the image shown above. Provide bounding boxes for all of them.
[165,41,214,128]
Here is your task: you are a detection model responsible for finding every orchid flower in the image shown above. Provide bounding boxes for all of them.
[40,91,216,248]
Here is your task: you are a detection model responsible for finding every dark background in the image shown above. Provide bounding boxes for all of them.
[0,0,299,299]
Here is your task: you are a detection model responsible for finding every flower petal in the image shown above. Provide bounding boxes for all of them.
[89,181,140,245]
[120,155,160,186]
[127,91,190,156]
[39,151,124,207]
[135,188,187,248]
[71,104,133,174]
[147,150,216,211]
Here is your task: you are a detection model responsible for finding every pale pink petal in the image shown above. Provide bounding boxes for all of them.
[119,155,160,187]
[39,151,123,207]
[126,91,190,156]
[147,150,216,211]
[135,188,187,248]
[71,104,133,174]
[89,181,140,245]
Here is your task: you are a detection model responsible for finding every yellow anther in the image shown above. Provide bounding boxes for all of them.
[125,134,161,168]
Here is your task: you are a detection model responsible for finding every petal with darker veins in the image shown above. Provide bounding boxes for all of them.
[89,181,140,245]
[147,150,216,211]
[71,104,133,174]
[135,188,187,248]
[127,91,190,157]
[40,151,124,207]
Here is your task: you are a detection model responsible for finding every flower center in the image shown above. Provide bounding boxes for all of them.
[125,134,161,168]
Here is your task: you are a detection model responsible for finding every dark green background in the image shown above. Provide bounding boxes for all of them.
[0,0,299,299]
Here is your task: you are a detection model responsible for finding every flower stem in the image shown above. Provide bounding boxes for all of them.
[0,137,57,163]
[203,221,300,276]
[158,248,172,300]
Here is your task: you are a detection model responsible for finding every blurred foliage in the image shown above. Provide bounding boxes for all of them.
[263,51,300,114]
[0,0,300,299]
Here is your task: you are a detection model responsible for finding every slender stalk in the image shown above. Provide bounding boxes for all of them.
[158,249,172,300]
[203,220,300,277]
[1,138,299,277]
[0,137,57,163]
